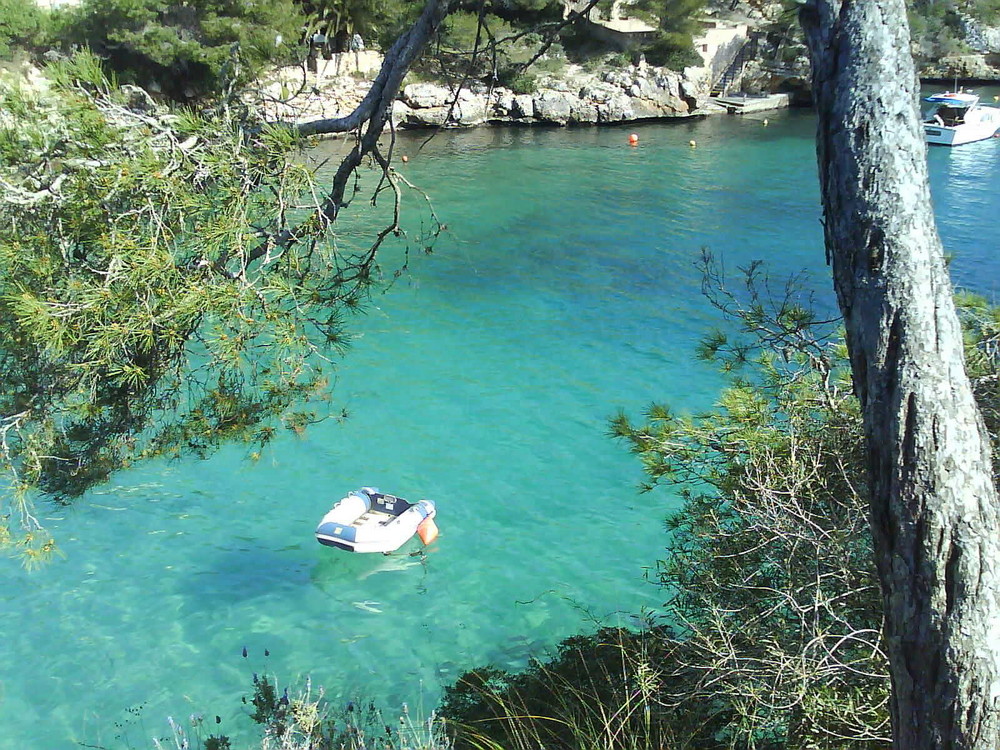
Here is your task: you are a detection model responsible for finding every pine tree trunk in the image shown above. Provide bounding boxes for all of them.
[799,1,1000,747]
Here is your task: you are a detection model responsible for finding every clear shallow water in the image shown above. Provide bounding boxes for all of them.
[3,93,1000,748]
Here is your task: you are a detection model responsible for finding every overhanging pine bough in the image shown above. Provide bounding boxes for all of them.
[0,0,457,563]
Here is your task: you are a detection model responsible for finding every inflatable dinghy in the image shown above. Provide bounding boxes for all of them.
[315,487,438,553]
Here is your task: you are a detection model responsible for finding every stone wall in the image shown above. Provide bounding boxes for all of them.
[693,21,749,82]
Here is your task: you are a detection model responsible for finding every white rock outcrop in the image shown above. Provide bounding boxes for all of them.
[395,63,706,128]
[258,57,715,133]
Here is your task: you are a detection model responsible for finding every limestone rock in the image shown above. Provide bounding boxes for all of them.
[598,92,635,122]
[401,82,452,109]
[570,99,600,123]
[959,14,1000,54]
[255,50,739,135]
[455,93,487,126]
[391,100,413,128]
[399,105,450,127]
[534,91,576,124]
[602,69,630,87]
[681,70,710,108]
[121,84,156,113]
[920,54,1000,81]
[492,88,514,117]
[578,83,614,103]
[511,93,536,119]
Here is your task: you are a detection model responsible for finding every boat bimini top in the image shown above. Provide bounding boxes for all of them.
[924,92,980,107]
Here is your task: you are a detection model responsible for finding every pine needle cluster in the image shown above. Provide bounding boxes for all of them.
[0,53,396,562]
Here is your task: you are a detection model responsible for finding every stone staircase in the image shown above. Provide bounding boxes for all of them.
[710,32,761,97]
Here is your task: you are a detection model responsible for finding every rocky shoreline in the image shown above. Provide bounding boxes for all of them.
[255,20,1000,137]
[258,54,742,133]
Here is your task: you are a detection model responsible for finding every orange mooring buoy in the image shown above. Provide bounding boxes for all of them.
[417,517,439,545]
[628,133,639,146]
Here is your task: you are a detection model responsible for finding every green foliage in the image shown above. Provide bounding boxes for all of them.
[252,674,287,728]
[0,52,416,562]
[246,674,452,749]
[440,10,516,54]
[419,8,546,88]
[532,53,566,75]
[297,0,421,53]
[444,263,1000,750]
[0,0,45,59]
[607,258,1000,747]
[441,626,723,750]
[507,0,563,18]
[906,0,971,60]
[204,735,232,750]
[954,290,1000,470]
[613,257,889,748]
[51,0,306,100]
[640,31,701,70]
[496,67,537,94]
[413,0,574,86]
[624,0,705,71]
[968,0,1000,23]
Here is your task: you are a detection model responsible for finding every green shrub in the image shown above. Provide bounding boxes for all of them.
[607,258,1000,748]
[51,0,306,100]
[610,257,890,749]
[969,0,1000,23]
[440,10,516,54]
[246,674,451,750]
[618,0,704,70]
[497,67,537,94]
[533,53,567,76]
[441,626,725,750]
[907,0,972,62]
[0,0,45,59]
[500,0,563,21]
[640,31,701,70]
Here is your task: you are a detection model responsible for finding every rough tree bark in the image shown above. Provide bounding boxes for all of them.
[800,1,1000,747]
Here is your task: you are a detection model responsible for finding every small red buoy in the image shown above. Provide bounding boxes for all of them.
[628,133,639,146]
[401,154,409,163]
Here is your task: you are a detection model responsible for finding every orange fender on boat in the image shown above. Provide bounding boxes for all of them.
[417,517,439,545]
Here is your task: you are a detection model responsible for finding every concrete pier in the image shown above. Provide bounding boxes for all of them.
[712,93,792,114]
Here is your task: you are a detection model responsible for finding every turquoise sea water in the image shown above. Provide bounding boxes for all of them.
[3,91,1000,748]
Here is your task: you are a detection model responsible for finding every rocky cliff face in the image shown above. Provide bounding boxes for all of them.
[915,13,1000,80]
[919,54,1000,81]
[961,13,1000,54]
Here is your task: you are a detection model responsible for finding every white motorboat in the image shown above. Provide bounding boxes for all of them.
[315,487,438,553]
[923,90,1000,146]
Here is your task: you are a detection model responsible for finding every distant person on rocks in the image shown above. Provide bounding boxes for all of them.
[350,33,364,71]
